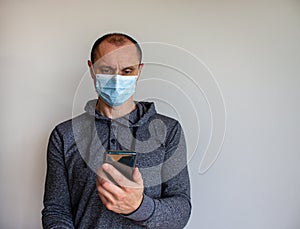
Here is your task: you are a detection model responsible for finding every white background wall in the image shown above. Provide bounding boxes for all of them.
[1,0,300,228]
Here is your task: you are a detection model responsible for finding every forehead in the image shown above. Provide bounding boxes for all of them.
[93,40,139,67]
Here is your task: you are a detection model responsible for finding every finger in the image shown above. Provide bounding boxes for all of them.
[132,167,143,186]
[99,192,113,211]
[98,192,108,205]
[102,163,129,186]
[96,181,116,205]
[96,172,118,203]
[97,167,111,184]
[99,167,125,196]
[102,163,141,190]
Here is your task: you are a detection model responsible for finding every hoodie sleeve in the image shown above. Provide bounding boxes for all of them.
[124,121,192,228]
[41,128,75,229]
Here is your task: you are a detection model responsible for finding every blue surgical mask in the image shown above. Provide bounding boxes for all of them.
[95,74,138,107]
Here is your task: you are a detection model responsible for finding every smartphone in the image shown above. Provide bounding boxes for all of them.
[103,150,137,182]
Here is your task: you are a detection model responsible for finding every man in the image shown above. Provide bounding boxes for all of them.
[42,33,191,228]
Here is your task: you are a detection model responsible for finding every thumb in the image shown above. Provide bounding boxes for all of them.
[132,167,143,185]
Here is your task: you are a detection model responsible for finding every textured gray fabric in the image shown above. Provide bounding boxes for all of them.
[42,100,191,228]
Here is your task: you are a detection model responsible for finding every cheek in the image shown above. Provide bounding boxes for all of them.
[91,73,96,85]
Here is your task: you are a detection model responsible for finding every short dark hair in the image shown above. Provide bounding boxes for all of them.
[90,33,142,64]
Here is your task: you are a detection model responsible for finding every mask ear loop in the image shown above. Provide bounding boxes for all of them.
[91,64,97,78]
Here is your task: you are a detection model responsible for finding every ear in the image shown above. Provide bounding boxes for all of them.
[137,63,144,80]
[87,60,95,80]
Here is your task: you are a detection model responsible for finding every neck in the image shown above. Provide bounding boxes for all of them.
[96,97,136,119]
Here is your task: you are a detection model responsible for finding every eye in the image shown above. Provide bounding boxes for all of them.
[122,68,134,75]
[100,67,114,74]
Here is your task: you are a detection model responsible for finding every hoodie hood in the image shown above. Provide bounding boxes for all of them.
[84,99,157,127]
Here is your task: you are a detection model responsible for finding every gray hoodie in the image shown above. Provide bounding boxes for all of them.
[42,100,191,228]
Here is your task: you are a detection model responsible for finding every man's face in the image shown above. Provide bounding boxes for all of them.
[92,40,142,77]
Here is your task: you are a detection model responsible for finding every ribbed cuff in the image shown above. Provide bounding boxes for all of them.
[122,194,155,222]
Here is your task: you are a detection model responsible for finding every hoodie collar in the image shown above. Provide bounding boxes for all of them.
[84,99,157,127]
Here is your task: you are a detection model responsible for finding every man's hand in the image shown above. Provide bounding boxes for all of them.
[96,163,144,214]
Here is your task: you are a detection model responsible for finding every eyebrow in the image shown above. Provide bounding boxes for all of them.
[120,65,137,70]
[97,65,138,69]
[96,65,116,70]
[98,65,113,68]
